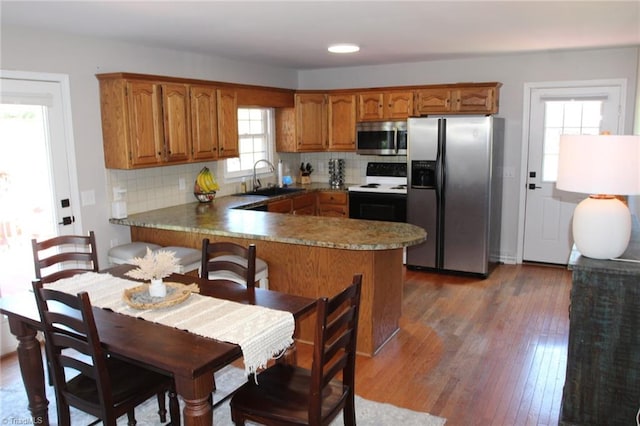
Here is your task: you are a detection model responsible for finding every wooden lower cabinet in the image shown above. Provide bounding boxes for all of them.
[131,226,403,356]
[317,191,348,217]
[292,193,316,215]
[267,198,293,213]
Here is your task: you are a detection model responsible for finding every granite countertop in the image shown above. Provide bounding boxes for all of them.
[110,185,427,251]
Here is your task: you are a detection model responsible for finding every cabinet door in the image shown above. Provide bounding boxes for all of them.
[292,193,316,215]
[357,93,384,121]
[414,88,453,115]
[385,91,414,119]
[268,198,292,213]
[126,80,164,166]
[295,94,327,151]
[162,83,191,163]
[217,89,239,158]
[317,191,349,217]
[190,85,218,160]
[328,94,356,151]
[455,87,497,114]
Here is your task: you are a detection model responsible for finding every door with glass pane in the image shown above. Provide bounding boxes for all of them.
[523,83,623,264]
[0,75,80,297]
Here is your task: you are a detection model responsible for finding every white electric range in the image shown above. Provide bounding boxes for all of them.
[347,162,407,194]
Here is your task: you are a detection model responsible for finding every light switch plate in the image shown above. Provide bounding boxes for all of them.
[81,190,96,206]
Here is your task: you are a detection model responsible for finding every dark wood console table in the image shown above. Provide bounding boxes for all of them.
[560,221,640,425]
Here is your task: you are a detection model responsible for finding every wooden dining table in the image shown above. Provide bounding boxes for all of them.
[0,264,316,426]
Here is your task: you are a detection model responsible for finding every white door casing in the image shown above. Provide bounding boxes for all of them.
[0,70,81,355]
[519,80,625,264]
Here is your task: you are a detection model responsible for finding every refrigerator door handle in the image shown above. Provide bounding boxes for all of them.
[393,126,398,154]
[435,118,446,268]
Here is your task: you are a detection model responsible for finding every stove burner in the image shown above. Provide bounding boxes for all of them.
[360,183,380,188]
[390,185,407,190]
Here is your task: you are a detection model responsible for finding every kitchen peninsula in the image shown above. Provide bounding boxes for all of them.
[111,189,426,356]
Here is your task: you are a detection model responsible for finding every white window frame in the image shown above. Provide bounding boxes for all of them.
[224,107,275,181]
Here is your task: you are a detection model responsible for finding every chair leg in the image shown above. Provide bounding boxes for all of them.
[157,391,167,422]
[126,409,137,426]
[56,401,71,426]
[344,392,356,426]
[168,389,181,426]
[230,409,245,426]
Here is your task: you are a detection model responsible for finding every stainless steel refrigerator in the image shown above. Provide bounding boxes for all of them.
[406,116,504,276]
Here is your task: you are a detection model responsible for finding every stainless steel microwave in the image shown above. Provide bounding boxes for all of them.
[356,121,407,156]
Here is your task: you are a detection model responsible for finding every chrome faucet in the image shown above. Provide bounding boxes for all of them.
[252,159,275,191]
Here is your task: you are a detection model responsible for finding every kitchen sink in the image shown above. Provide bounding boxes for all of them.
[234,187,305,197]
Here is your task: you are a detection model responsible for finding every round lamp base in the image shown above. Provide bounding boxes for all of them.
[573,196,631,260]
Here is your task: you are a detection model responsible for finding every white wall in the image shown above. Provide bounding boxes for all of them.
[1,25,298,267]
[2,23,638,264]
[298,47,640,262]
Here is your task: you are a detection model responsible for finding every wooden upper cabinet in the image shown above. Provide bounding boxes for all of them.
[98,73,242,169]
[415,83,500,115]
[190,86,239,161]
[162,83,191,163]
[358,92,384,121]
[295,93,327,152]
[357,91,414,121]
[386,91,414,119]
[190,85,218,161]
[414,88,454,114]
[456,86,497,113]
[328,94,356,151]
[217,89,239,159]
[125,80,164,167]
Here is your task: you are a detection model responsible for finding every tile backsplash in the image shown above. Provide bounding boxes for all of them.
[106,153,406,216]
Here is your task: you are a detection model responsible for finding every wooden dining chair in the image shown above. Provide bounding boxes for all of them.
[32,280,180,426]
[229,274,363,426]
[31,231,99,283]
[200,239,258,288]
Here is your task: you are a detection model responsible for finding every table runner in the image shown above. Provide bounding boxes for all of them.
[47,272,295,376]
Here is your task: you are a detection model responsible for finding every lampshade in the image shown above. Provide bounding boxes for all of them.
[556,135,640,195]
[556,134,640,260]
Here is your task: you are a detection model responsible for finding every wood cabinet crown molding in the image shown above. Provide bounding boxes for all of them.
[96,72,295,108]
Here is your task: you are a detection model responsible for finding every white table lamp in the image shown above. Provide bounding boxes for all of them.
[556,134,640,259]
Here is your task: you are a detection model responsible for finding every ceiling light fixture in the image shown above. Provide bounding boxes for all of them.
[328,43,360,54]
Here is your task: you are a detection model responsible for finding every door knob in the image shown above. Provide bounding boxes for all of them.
[58,216,75,225]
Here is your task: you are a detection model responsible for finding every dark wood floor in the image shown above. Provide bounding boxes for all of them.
[1,263,572,426]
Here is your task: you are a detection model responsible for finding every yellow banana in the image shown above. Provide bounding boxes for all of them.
[196,167,218,192]
[196,169,210,192]
[203,170,218,192]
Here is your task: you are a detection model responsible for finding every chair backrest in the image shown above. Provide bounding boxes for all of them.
[32,231,99,283]
[201,238,257,288]
[309,274,362,421]
[32,280,115,415]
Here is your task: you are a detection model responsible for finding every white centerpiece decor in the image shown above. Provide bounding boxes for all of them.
[125,248,180,298]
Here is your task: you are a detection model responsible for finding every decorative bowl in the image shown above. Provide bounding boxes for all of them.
[194,191,216,203]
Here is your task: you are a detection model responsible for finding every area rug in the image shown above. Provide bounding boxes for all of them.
[0,365,446,425]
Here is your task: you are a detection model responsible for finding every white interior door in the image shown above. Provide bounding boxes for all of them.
[0,72,81,354]
[522,82,624,264]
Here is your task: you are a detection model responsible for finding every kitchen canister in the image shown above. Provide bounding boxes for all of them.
[328,159,345,187]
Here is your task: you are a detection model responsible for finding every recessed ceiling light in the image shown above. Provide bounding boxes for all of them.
[328,43,360,54]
